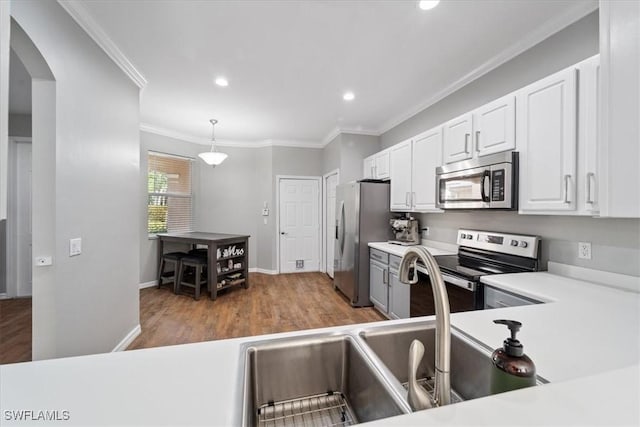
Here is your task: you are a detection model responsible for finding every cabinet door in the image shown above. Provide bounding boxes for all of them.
[369,259,388,312]
[443,112,473,164]
[411,127,442,211]
[363,155,375,179]
[375,150,390,180]
[388,271,410,319]
[389,139,413,211]
[577,55,600,214]
[517,67,577,212]
[474,94,515,157]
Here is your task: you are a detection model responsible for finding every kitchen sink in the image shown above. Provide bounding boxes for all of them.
[359,321,498,403]
[240,333,410,426]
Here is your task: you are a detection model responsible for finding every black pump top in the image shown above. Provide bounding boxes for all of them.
[494,319,524,357]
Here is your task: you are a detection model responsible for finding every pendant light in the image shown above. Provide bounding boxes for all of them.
[198,119,228,166]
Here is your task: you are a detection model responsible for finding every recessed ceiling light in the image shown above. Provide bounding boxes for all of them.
[343,92,355,101]
[418,0,440,10]
[215,77,229,87]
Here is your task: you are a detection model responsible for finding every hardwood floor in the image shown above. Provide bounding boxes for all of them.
[0,297,32,364]
[0,273,385,363]
[129,272,385,350]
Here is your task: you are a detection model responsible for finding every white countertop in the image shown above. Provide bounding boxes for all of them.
[1,269,639,426]
[368,241,456,257]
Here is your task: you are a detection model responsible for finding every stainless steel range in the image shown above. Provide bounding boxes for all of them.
[411,229,541,317]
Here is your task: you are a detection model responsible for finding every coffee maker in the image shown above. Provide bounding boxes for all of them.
[389,216,420,245]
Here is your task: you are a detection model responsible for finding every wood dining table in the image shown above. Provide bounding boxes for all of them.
[156,232,250,300]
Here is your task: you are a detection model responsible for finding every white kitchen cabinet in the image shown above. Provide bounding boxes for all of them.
[362,149,390,180]
[473,94,516,157]
[598,1,640,218]
[369,258,388,312]
[517,66,578,213]
[375,149,390,180]
[388,270,410,320]
[389,139,412,210]
[363,155,375,179]
[411,127,442,211]
[443,112,473,164]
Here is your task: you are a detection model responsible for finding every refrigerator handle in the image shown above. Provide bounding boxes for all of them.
[337,200,345,256]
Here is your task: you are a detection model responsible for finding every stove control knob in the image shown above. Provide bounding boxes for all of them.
[519,241,528,248]
[460,233,467,239]
[467,234,474,240]
[510,239,518,246]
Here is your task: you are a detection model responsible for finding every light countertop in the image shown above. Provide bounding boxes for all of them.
[1,269,639,426]
[368,241,456,257]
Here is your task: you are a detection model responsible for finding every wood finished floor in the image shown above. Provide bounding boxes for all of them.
[0,273,385,364]
[0,297,32,364]
[129,272,385,350]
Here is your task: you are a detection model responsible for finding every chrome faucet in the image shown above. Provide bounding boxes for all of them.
[399,246,451,410]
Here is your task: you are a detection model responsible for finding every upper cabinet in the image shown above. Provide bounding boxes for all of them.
[598,1,640,218]
[518,56,601,216]
[443,113,473,163]
[517,67,578,212]
[443,95,516,164]
[363,149,390,180]
[411,127,442,211]
[389,128,443,212]
[474,94,516,157]
[389,139,413,211]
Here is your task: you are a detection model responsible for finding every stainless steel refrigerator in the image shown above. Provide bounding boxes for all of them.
[334,181,392,307]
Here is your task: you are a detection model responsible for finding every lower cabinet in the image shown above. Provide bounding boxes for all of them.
[369,258,388,312]
[369,251,409,319]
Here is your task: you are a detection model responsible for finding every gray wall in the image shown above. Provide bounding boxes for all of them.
[139,134,327,281]
[12,1,141,359]
[380,10,640,277]
[380,11,600,148]
[421,212,640,276]
[322,134,341,175]
[339,133,380,183]
[8,113,31,137]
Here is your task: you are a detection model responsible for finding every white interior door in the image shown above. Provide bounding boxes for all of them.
[16,141,33,297]
[324,172,338,278]
[279,178,320,273]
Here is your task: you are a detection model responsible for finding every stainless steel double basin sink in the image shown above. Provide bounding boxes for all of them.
[240,320,531,426]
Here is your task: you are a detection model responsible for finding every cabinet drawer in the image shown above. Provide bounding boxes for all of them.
[370,248,389,264]
[389,255,402,272]
[484,286,540,309]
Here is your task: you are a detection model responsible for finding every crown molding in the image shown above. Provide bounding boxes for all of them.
[140,123,324,149]
[320,126,380,147]
[57,0,147,89]
[376,0,598,135]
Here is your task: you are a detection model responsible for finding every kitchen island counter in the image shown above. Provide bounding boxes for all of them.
[1,270,638,426]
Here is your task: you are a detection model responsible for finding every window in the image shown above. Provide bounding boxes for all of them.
[147,152,193,235]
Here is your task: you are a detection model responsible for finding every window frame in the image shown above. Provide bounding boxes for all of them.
[147,151,194,238]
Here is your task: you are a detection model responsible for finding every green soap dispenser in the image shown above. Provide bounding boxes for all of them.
[490,319,537,394]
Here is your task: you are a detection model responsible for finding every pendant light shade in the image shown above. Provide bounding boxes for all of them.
[199,119,227,166]
[198,151,228,165]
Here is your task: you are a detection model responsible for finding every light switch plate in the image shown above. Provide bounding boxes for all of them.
[70,238,82,257]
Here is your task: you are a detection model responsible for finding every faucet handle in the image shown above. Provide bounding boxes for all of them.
[407,340,433,411]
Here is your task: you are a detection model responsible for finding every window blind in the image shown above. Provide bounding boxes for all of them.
[147,152,193,234]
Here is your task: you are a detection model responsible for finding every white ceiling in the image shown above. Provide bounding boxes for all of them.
[75,0,596,146]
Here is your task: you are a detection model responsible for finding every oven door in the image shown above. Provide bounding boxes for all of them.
[410,270,482,317]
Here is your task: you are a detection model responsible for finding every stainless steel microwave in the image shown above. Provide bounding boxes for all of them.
[436,152,518,210]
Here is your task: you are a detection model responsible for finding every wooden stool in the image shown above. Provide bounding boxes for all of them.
[176,255,208,300]
[157,252,188,292]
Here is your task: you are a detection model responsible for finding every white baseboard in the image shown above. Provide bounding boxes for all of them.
[249,268,278,275]
[139,280,157,289]
[548,262,640,293]
[112,324,141,352]
[0,293,8,300]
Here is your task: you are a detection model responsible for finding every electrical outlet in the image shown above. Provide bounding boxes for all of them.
[35,256,52,266]
[578,242,592,260]
[421,227,430,237]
